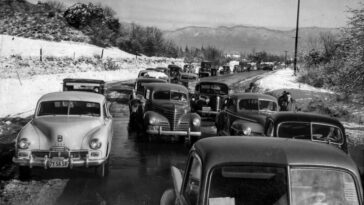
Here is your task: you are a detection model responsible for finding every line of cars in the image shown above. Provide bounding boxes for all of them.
[11,68,364,204]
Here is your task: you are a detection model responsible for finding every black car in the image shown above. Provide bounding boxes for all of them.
[198,61,217,78]
[63,78,105,94]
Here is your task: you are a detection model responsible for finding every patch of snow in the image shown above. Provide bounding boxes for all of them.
[0,69,142,118]
[256,68,333,93]
[0,34,135,58]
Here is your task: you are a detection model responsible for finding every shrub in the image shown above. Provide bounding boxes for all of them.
[103,58,120,70]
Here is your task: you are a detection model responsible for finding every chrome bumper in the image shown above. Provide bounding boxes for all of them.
[146,127,201,136]
[13,154,107,169]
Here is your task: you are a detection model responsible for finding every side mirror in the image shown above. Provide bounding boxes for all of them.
[171,166,183,194]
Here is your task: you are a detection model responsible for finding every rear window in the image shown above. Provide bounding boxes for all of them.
[239,99,277,111]
[38,101,100,117]
[198,84,228,95]
[208,166,288,205]
[277,122,311,139]
[291,168,359,205]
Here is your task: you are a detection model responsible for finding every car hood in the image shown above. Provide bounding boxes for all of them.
[33,116,103,149]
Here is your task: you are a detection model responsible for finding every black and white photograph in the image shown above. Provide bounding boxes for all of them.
[1,0,364,204]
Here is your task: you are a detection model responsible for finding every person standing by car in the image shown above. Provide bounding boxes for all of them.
[245,82,257,93]
[278,91,296,111]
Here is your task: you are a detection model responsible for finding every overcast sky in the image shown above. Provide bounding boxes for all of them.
[31,0,362,30]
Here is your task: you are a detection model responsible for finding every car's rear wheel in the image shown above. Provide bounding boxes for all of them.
[18,166,31,180]
[95,158,110,178]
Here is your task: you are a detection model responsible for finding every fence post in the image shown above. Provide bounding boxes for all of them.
[40,48,42,62]
[101,49,104,59]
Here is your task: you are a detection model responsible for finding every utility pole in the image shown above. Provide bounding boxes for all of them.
[293,0,300,75]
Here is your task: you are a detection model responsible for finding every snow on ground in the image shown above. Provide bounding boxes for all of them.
[0,34,135,58]
[0,69,142,118]
[256,68,333,93]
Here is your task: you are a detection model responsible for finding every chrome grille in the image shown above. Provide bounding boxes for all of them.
[151,104,190,131]
[31,150,88,159]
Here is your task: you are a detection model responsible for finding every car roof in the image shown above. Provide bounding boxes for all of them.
[230,93,277,102]
[136,78,167,83]
[63,78,105,84]
[38,91,105,103]
[196,81,228,86]
[193,137,358,173]
[144,83,188,93]
[268,112,344,129]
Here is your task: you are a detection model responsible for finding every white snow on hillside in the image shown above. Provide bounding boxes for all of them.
[256,68,333,93]
[0,69,141,118]
[0,34,135,58]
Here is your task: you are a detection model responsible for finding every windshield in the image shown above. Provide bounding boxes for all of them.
[239,99,277,111]
[199,84,228,95]
[208,166,288,205]
[153,90,187,102]
[277,122,344,143]
[291,168,359,205]
[38,101,100,117]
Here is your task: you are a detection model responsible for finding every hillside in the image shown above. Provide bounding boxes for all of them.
[163,25,340,54]
[0,0,89,42]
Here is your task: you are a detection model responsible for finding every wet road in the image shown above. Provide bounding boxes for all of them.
[27,71,266,205]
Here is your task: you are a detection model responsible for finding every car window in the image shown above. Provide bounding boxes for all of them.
[199,84,228,95]
[277,122,311,139]
[208,166,288,205]
[38,101,100,117]
[154,91,187,102]
[183,155,202,205]
[239,99,259,110]
[291,168,359,205]
[312,123,344,144]
[259,100,277,111]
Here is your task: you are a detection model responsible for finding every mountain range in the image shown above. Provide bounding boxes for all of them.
[163,25,340,55]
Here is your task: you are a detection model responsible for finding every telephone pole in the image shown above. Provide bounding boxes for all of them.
[284,50,288,68]
[293,0,300,75]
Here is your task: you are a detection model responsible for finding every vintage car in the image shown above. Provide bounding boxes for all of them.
[160,137,363,205]
[129,83,201,143]
[137,69,169,80]
[63,78,105,94]
[198,61,217,78]
[179,72,199,94]
[216,93,278,136]
[219,65,231,75]
[13,91,113,178]
[183,64,196,73]
[264,112,348,153]
[191,81,229,119]
[233,65,245,73]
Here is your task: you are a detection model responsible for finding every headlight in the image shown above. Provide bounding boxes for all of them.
[89,139,102,150]
[243,127,252,135]
[18,138,30,149]
[192,118,201,126]
[149,117,159,125]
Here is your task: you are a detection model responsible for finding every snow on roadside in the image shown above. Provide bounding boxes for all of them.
[0,34,135,59]
[0,69,142,118]
[255,68,333,93]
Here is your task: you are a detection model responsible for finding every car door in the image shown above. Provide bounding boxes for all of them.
[179,153,202,205]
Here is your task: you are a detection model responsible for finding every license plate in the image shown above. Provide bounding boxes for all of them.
[202,106,211,111]
[49,159,69,168]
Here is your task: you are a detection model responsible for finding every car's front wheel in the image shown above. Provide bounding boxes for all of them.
[95,158,110,178]
[18,166,31,180]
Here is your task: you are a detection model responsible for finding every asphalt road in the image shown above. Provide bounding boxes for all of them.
[14,71,267,205]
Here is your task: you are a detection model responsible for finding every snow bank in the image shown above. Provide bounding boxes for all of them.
[0,34,135,58]
[256,68,333,93]
[0,69,142,118]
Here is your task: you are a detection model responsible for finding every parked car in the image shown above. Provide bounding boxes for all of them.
[198,61,217,78]
[160,137,363,205]
[233,65,244,73]
[191,81,229,119]
[129,83,201,143]
[13,91,113,178]
[264,112,348,153]
[216,93,278,136]
[219,65,231,75]
[137,70,169,80]
[183,64,196,73]
[63,78,105,94]
[168,65,183,83]
[179,72,199,94]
